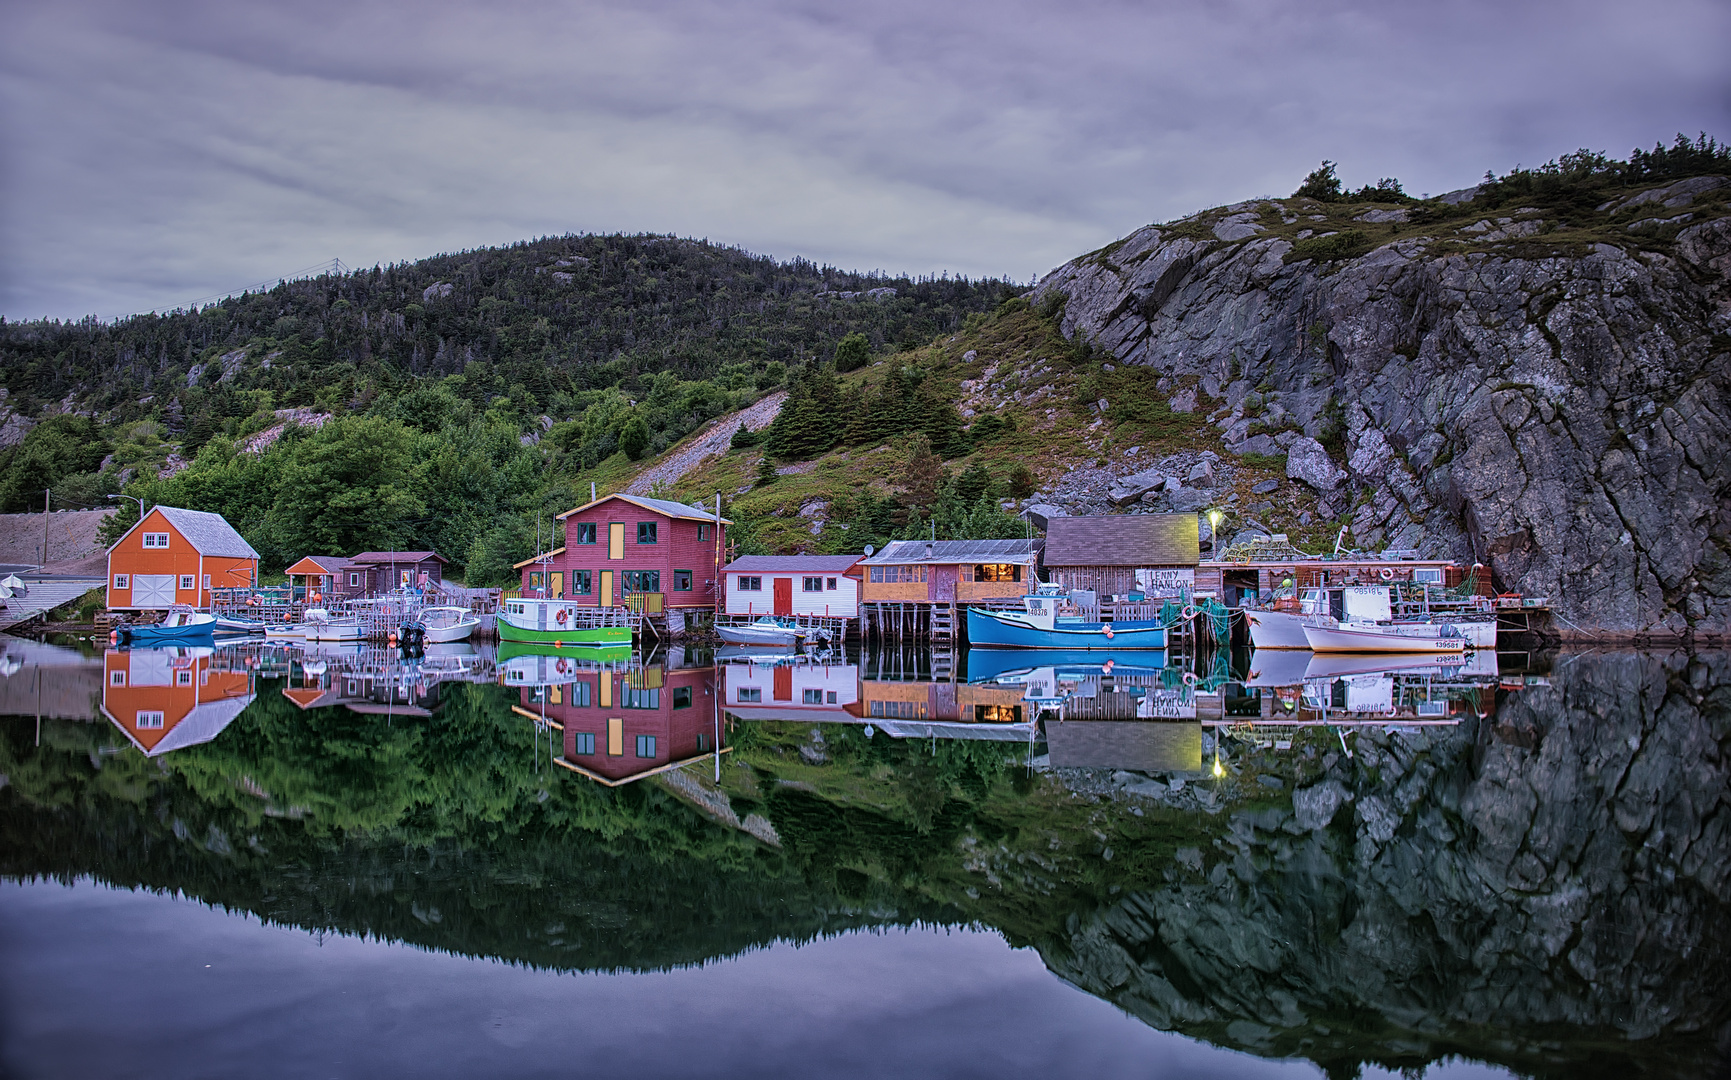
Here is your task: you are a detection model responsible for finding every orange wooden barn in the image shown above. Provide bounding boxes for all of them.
[106,506,260,612]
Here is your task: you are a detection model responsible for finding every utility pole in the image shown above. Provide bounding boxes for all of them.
[41,489,49,569]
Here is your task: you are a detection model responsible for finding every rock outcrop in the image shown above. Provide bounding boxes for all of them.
[1033,190,1731,635]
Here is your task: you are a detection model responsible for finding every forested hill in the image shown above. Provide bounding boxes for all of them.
[0,234,1016,576]
[1,233,1014,431]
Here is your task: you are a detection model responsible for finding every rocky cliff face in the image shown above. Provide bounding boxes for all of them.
[1037,651,1731,1078]
[1033,182,1731,635]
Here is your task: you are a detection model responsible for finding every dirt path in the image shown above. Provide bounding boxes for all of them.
[626,391,786,495]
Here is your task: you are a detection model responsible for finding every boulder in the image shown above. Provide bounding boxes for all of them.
[1106,470,1166,505]
[1170,489,1212,513]
[1286,437,1344,491]
[1252,479,1280,495]
[1187,460,1215,486]
[1230,434,1280,458]
[1169,388,1198,413]
[1212,212,1265,242]
[1021,504,1067,530]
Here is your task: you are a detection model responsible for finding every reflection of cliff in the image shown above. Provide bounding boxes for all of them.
[1033,652,1731,1079]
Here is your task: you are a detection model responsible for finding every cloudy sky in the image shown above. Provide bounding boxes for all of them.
[3,0,1727,320]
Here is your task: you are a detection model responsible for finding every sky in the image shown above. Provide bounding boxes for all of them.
[2,0,1727,321]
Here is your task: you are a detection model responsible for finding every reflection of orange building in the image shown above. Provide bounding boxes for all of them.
[847,677,1027,725]
[516,664,721,785]
[101,649,254,755]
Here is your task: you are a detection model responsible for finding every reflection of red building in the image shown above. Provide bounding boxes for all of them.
[101,649,254,756]
[516,664,720,785]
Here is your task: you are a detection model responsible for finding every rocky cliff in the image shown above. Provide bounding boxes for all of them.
[1033,178,1731,636]
[1036,651,1731,1079]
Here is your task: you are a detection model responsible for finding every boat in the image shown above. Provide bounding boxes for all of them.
[498,597,632,646]
[1301,621,1468,653]
[496,639,634,685]
[415,605,480,644]
[263,622,304,640]
[965,584,1168,649]
[965,647,1168,684]
[716,643,803,664]
[214,615,265,634]
[717,617,808,647]
[302,607,365,642]
[1249,583,1497,650]
[118,608,216,644]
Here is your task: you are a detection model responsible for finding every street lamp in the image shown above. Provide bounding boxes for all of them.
[1208,508,1223,551]
[107,493,145,520]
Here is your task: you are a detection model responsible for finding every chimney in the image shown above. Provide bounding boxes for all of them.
[925,541,934,559]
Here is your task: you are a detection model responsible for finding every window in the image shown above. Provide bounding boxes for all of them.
[635,734,657,758]
[672,686,692,708]
[803,688,823,704]
[620,687,660,709]
[178,575,195,591]
[110,670,126,686]
[142,532,169,549]
[673,569,692,591]
[574,522,597,544]
[349,572,361,587]
[572,681,592,707]
[529,571,545,591]
[826,577,838,590]
[975,704,1024,723]
[112,574,129,589]
[608,522,625,559]
[697,524,713,541]
[868,565,927,583]
[802,576,823,592]
[622,570,660,593]
[637,522,658,544]
[827,691,837,704]
[202,574,211,589]
[136,710,165,729]
[573,732,597,755]
[975,563,1022,582]
[696,732,710,751]
[737,576,762,591]
[177,670,193,686]
[737,687,762,703]
[1413,568,1444,584]
[868,699,925,719]
[572,569,592,595]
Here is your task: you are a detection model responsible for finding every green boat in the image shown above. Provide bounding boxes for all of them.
[497,639,634,685]
[497,597,633,646]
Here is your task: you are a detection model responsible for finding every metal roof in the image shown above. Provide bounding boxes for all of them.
[110,506,260,559]
[724,555,863,574]
[859,538,1041,565]
[556,493,731,524]
[347,551,448,565]
[1044,514,1200,567]
[285,555,346,575]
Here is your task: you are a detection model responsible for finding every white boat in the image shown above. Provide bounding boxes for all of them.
[416,605,479,643]
[264,623,304,640]
[303,607,365,642]
[1302,622,1467,653]
[1251,584,1496,651]
[718,618,808,647]
[214,615,265,634]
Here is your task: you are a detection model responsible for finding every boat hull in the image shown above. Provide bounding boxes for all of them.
[966,607,1166,649]
[304,623,364,642]
[497,617,630,647]
[123,623,215,644]
[422,620,478,643]
[965,647,1168,683]
[1302,624,1468,653]
[1245,609,1313,649]
[717,625,801,646]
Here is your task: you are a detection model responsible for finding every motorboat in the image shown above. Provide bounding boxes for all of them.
[1301,621,1467,654]
[117,608,216,645]
[497,597,632,647]
[966,584,1168,649]
[214,615,265,634]
[717,617,808,647]
[415,605,480,643]
[1249,583,1497,650]
[263,622,304,640]
[302,608,365,642]
[496,639,633,685]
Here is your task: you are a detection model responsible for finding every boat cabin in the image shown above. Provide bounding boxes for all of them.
[722,555,863,619]
[106,506,260,612]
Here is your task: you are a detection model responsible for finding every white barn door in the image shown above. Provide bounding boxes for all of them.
[132,575,175,607]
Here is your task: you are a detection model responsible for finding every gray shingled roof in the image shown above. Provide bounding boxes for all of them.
[1043,514,1199,567]
[860,539,1041,565]
[557,493,731,523]
[348,551,447,565]
[724,555,863,574]
[146,507,260,559]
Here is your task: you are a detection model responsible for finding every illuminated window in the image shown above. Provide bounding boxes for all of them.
[974,563,1022,582]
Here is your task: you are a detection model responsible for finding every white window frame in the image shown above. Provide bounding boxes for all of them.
[179,575,195,591]
[827,577,838,590]
[802,576,823,592]
[177,670,193,686]
[112,574,129,589]
[141,532,170,549]
[202,574,211,589]
[349,572,361,587]
[110,670,126,686]
[136,710,164,729]
[737,576,762,591]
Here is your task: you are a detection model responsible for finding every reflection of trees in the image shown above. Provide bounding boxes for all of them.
[3,654,1728,1079]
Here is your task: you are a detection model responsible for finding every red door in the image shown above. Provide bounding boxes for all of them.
[773,577,793,615]
[928,565,958,602]
[772,666,793,701]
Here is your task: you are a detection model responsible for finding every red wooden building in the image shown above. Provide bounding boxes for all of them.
[516,494,728,612]
[106,506,260,612]
[514,661,721,785]
[341,551,448,595]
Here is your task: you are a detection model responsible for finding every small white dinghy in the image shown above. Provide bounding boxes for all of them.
[417,605,479,643]
[717,617,807,647]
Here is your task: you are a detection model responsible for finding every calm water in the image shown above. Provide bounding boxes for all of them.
[0,635,1725,1079]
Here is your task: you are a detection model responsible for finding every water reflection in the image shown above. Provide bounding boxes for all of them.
[0,634,1726,1079]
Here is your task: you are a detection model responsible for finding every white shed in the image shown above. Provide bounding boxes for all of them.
[722,555,862,620]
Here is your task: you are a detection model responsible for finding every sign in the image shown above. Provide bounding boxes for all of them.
[1136,568,1196,599]
[1139,688,1196,719]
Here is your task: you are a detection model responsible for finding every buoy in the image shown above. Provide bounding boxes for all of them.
[1379,567,1395,581]
[1181,604,1198,621]
[1102,626,1115,640]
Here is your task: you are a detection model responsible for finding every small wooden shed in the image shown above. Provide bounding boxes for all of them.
[1042,514,1200,600]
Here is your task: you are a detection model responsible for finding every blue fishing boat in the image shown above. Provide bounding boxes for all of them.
[965,647,1169,684]
[966,584,1168,649]
[116,608,217,645]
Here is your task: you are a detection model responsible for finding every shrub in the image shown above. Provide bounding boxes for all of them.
[1294,161,1342,202]
[1288,230,1372,264]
